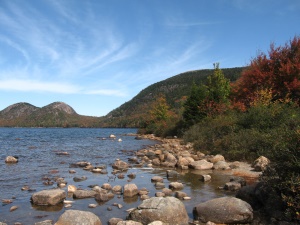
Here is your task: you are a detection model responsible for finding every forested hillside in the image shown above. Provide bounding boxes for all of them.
[103,67,245,127]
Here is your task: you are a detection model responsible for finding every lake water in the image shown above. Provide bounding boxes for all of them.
[0,128,236,224]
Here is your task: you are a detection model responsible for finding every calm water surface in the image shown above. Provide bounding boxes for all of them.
[0,128,235,224]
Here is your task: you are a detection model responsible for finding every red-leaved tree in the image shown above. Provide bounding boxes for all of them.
[232,36,300,107]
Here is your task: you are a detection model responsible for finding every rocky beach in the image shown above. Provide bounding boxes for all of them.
[1,129,270,225]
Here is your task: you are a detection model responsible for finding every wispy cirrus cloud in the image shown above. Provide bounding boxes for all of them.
[0,79,79,94]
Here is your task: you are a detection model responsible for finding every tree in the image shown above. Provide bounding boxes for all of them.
[182,64,231,127]
[232,36,300,107]
[182,82,208,127]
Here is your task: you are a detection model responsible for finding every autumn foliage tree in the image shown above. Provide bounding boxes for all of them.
[232,36,300,107]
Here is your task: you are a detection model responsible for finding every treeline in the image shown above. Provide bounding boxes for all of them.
[140,36,300,222]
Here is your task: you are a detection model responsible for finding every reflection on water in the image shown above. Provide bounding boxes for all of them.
[0,128,243,224]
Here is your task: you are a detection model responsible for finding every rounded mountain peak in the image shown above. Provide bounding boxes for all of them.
[45,102,77,115]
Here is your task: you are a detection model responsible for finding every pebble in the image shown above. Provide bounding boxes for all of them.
[64,204,72,208]
[10,205,18,212]
[88,204,97,208]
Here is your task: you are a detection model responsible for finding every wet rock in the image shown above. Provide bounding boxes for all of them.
[161,153,177,167]
[166,170,179,179]
[92,168,102,173]
[95,192,109,202]
[224,182,242,191]
[208,154,225,163]
[73,176,87,182]
[155,192,165,197]
[140,194,150,200]
[127,173,136,179]
[69,170,76,174]
[117,173,125,179]
[152,158,161,166]
[174,191,188,199]
[116,221,142,225]
[154,182,165,189]
[112,159,129,170]
[68,185,77,193]
[161,188,172,196]
[75,161,90,167]
[138,188,149,196]
[230,177,247,187]
[31,189,66,206]
[213,161,231,170]
[108,218,123,225]
[112,185,122,193]
[189,160,213,170]
[10,205,18,212]
[151,176,163,183]
[169,182,184,190]
[123,184,138,198]
[89,204,97,208]
[34,220,53,225]
[199,175,211,182]
[5,156,18,163]
[55,209,102,225]
[73,190,97,199]
[252,156,270,171]
[127,197,189,225]
[193,197,253,224]
[101,183,112,190]
[2,199,13,204]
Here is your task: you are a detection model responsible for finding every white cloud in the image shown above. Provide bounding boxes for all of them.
[0,79,80,94]
[85,89,128,97]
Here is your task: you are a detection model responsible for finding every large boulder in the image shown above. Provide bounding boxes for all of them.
[193,197,253,224]
[128,197,189,225]
[189,160,213,170]
[31,189,66,206]
[55,209,102,225]
[252,156,270,171]
[112,159,129,170]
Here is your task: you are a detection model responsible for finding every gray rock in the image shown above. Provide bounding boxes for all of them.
[95,192,109,202]
[123,184,138,198]
[31,189,66,206]
[73,190,97,199]
[224,182,242,191]
[166,170,179,178]
[169,182,184,190]
[252,156,270,171]
[193,197,253,224]
[5,156,18,163]
[199,175,211,182]
[213,161,231,170]
[189,160,213,170]
[73,176,87,182]
[34,220,53,225]
[108,218,123,225]
[112,159,129,170]
[151,176,164,183]
[55,209,102,225]
[128,197,189,225]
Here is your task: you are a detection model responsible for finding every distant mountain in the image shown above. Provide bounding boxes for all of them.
[102,67,246,127]
[0,101,102,127]
[0,67,246,128]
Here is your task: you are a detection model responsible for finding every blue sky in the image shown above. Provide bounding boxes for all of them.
[0,0,299,116]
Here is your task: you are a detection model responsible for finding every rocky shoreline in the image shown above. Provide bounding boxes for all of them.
[2,134,275,225]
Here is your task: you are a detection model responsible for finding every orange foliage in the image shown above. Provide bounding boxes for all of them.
[232,36,300,106]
